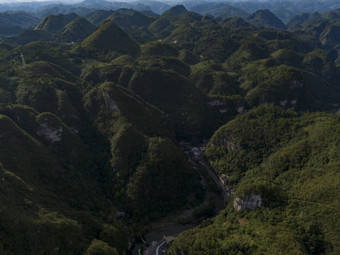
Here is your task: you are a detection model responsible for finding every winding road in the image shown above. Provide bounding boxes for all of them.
[198,159,231,201]
[140,156,231,255]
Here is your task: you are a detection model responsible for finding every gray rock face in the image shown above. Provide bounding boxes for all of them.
[102,90,119,111]
[37,122,63,143]
[233,194,262,211]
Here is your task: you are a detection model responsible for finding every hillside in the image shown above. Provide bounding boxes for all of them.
[107,8,157,43]
[190,3,249,19]
[0,11,39,28]
[4,29,53,45]
[34,13,79,34]
[81,20,140,56]
[169,106,340,254]
[85,9,114,26]
[58,17,96,43]
[109,8,156,29]
[247,9,287,30]
[162,5,187,17]
[0,4,340,255]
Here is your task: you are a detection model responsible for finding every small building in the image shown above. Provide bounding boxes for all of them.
[192,147,202,160]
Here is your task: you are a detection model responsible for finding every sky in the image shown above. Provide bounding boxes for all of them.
[0,0,85,3]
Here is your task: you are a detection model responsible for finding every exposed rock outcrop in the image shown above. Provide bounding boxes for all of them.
[233,194,262,211]
[37,122,63,143]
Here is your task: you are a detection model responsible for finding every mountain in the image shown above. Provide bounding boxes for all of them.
[0,60,129,254]
[81,19,140,56]
[5,29,53,45]
[104,8,157,43]
[247,9,287,30]
[287,12,325,30]
[222,17,252,28]
[141,10,158,17]
[162,4,188,16]
[0,43,207,252]
[34,13,79,34]
[128,68,218,139]
[0,25,23,36]
[215,5,250,19]
[230,1,272,13]
[148,5,201,38]
[0,11,39,28]
[190,3,249,19]
[108,8,156,29]
[85,9,114,26]
[77,0,131,9]
[36,5,94,19]
[57,17,96,43]
[169,106,340,255]
[133,0,171,14]
[1,5,340,255]
[322,8,340,22]
[271,6,297,23]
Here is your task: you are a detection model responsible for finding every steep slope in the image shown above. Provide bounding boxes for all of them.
[34,13,79,34]
[222,17,252,28]
[162,5,188,17]
[35,6,94,19]
[240,60,339,111]
[81,20,140,56]
[1,6,340,254]
[85,9,114,26]
[128,68,218,140]
[319,22,340,48]
[271,6,297,23]
[108,8,156,29]
[190,60,238,97]
[0,11,39,28]
[0,25,23,36]
[4,29,53,45]
[169,106,340,255]
[58,17,96,43]
[83,82,204,218]
[15,61,90,130]
[134,0,170,14]
[148,5,201,38]
[287,12,325,30]
[107,8,156,43]
[190,3,249,19]
[0,110,128,254]
[0,52,206,252]
[247,9,287,30]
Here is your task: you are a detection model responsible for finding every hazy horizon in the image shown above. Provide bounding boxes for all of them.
[0,0,82,3]
[0,0,277,4]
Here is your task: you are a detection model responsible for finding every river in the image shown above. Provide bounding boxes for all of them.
[131,159,230,255]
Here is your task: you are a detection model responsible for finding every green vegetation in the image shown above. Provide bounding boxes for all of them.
[247,9,287,30]
[34,13,79,34]
[127,137,204,218]
[58,17,96,43]
[85,10,114,26]
[81,20,140,57]
[0,11,39,28]
[169,106,340,254]
[0,4,340,254]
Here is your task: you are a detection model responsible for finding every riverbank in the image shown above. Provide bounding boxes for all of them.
[132,157,230,255]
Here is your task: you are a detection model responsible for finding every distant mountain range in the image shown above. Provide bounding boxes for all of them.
[3,2,340,45]
[1,1,340,254]
[1,0,340,18]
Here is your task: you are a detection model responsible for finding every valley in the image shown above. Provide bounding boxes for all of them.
[0,0,339,254]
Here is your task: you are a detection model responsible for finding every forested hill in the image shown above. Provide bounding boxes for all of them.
[0,3,339,255]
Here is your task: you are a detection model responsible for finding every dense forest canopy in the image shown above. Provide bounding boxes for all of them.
[0,0,339,254]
